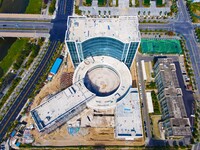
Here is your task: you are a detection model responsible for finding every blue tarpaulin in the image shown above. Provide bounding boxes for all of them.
[16,142,20,147]
[11,130,16,137]
[50,58,63,75]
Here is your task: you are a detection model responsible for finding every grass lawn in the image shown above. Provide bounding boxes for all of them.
[187,1,200,22]
[0,38,29,76]
[151,115,162,139]
[144,0,150,6]
[191,3,200,22]
[191,2,200,15]
[196,28,200,40]
[0,38,16,61]
[86,0,92,5]
[25,0,42,14]
[98,0,106,6]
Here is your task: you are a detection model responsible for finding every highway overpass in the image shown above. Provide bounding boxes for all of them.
[0,13,52,21]
[0,21,52,29]
[0,30,50,38]
[0,21,52,37]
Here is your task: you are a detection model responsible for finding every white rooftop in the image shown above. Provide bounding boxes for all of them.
[73,56,132,110]
[115,88,143,140]
[31,80,95,130]
[66,16,140,43]
[146,92,154,113]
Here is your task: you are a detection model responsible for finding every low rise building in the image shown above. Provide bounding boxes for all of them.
[31,80,95,133]
[146,92,154,113]
[115,88,143,140]
[154,58,191,139]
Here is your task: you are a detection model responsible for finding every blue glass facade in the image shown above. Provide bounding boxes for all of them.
[67,41,80,66]
[125,42,139,67]
[121,43,129,62]
[67,37,139,68]
[77,43,84,61]
[82,37,124,60]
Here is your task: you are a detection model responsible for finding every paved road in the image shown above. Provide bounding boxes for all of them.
[0,0,198,145]
[192,142,200,150]
[0,30,49,38]
[136,54,186,145]
[139,0,200,95]
[0,14,52,21]
[0,30,49,33]
[0,21,52,30]
[139,0,143,7]
[136,54,152,142]
[0,41,58,140]
[174,62,194,124]
[0,0,74,142]
[137,54,194,146]
[0,21,52,37]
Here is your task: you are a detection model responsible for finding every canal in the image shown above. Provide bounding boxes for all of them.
[0,0,29,13]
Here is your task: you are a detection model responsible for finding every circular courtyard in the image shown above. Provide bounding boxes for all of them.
[73,56,132,110]
[84,65,120,97]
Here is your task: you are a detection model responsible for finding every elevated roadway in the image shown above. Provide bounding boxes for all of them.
[0,21,52,37]
[0,0,70,38]
[0,13,52,21]
[0,21,52,29]
[0,30,49,38]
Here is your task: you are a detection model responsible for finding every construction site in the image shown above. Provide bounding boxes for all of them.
[24,51,145,146]
[24,16,145,146]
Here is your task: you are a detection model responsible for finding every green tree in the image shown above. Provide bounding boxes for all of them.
[156,0,162,6]
[86,0,92,5]
[144,0,150,6]
[0,67,3,78]
[98,0,106,6]
[49,0,56,14]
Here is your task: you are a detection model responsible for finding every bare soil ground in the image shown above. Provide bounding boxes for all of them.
[130,60,137,88]
[76,0,86,6]
[144,62,151,83]
[31,126,144,146]
[151,115,162,139]
[25,54,144,146]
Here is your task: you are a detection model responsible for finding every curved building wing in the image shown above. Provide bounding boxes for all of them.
[66,16,140,68]
[82,37,124,61]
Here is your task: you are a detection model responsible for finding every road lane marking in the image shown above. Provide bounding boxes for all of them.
[0,41,57,135]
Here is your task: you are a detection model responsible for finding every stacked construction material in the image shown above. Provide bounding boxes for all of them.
[60,72,73,90]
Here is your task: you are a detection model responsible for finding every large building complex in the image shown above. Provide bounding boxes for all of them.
[154,58,191,139]
[31,16,142,140]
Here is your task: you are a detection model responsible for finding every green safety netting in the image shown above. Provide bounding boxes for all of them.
[141,39,182,54]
